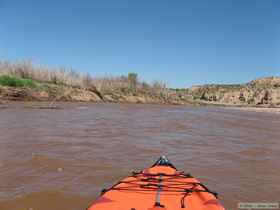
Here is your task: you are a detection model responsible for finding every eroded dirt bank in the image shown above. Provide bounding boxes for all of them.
[1,76,280,109]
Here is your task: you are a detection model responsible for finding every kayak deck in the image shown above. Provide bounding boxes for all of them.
[87,156,224,210]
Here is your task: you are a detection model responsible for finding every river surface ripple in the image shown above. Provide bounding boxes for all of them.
[0,103,279,210]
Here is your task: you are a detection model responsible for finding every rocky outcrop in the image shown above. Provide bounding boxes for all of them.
[249,76,280,87]
[188,77,280,107]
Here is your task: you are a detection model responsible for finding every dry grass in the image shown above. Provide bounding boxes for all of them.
[0,60,168,94]
[0,60,89,88]
[92,76,131,92]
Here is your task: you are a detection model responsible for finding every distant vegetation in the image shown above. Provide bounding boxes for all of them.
[0,60,167,93]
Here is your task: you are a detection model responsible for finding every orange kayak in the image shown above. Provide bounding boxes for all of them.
[87,156,225,210]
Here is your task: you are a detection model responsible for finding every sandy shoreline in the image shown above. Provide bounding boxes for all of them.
[224,106,280,114]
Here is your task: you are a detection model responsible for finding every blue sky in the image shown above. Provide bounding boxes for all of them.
[0,0,279,87]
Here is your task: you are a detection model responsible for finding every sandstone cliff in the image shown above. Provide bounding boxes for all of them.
[187,77,280,107]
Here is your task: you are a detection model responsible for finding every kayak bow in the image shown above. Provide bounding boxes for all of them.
[87,156,224,210]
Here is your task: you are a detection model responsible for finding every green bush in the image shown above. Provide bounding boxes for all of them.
[0,75,36,88]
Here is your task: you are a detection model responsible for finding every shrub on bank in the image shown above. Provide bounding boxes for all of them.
[0,75,36,88]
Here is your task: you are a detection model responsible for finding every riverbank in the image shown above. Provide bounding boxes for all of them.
[1,60,280,108]
[0,85,195,105]
[1,79,280,113]
[0,61,194,105]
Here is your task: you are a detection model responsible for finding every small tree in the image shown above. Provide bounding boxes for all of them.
[128,72,138,91]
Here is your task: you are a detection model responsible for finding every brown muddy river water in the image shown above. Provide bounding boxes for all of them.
[0,103,279,210]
